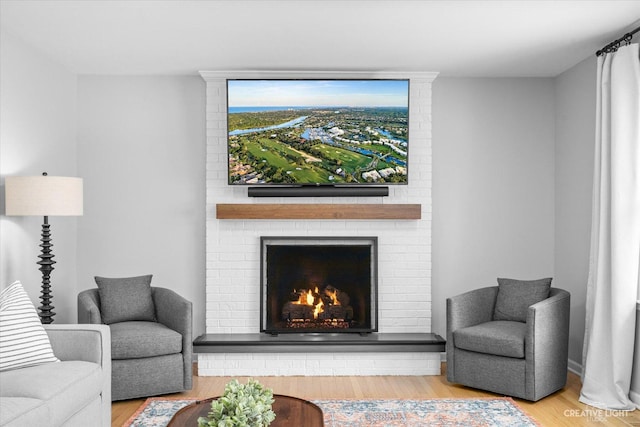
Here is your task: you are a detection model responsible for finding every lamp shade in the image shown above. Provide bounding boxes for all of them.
[5,175,83,216]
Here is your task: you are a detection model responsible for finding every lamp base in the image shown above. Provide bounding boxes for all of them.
[37,217,56,324]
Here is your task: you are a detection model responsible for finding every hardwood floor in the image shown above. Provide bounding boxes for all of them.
[111,364,640,426]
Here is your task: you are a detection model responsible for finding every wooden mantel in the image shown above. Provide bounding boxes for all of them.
[216,204,421,220]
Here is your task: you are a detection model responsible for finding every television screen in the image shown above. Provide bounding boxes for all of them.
[227,79,409,185]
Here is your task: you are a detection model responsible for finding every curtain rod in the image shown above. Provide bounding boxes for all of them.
[596,25,640,56]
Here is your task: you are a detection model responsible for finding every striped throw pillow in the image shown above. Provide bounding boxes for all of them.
[0,281,59,371]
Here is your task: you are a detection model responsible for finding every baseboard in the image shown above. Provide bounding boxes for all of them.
[569,358,640,406]
[567,358,582,376]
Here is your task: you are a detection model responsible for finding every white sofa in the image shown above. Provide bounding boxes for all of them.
[0,324,111,427]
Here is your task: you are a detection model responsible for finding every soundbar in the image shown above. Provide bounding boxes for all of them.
[248,186,389,198]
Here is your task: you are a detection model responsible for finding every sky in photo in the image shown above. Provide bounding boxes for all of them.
[228,79,409,108]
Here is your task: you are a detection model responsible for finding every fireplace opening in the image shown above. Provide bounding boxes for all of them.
[261,236,378,334]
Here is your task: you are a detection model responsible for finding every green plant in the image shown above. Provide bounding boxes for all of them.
[197,378,276,427]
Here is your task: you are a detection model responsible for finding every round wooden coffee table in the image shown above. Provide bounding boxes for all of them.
[167,394,324,426]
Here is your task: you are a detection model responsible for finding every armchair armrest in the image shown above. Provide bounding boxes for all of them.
[44,324,112,412]
[446,286,498,381]
[78,288,103,324]
[152,287,193,389]
[525,287,571,400]
[153,287,192,336]
[447,286,498,332]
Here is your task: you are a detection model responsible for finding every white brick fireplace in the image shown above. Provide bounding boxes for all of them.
[198,71,439,376]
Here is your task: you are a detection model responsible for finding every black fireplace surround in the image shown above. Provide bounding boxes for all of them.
[261,236,378,334]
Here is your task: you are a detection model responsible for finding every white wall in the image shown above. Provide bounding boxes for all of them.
[0,31,79,323]
[554,56,596,369]
[431,78,556,339]
[76,76,207,336]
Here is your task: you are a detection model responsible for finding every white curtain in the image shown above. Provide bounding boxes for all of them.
[581,43,640,411]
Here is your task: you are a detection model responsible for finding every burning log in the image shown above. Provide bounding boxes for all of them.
[323,285,350,307]
[282,301,314,320]
[319,305,353,321]
[281,285,354,327]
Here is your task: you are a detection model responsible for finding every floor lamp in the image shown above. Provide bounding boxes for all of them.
[5,173,83,324]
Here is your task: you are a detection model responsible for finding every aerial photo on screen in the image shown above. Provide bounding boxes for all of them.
[227,79,409,185]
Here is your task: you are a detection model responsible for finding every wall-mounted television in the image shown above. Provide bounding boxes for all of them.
[227,79,409,186]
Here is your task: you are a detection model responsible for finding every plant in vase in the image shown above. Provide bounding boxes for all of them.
[197,378,276,427]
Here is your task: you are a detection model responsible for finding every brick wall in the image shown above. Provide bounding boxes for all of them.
[199,71,439,375]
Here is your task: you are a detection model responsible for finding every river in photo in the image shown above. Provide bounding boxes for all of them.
[375,128,407,144]
[229,116,308,136]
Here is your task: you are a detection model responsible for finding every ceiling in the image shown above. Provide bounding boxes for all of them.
[1,0,639,77]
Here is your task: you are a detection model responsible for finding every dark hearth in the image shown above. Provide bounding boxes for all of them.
[261,236,378,334]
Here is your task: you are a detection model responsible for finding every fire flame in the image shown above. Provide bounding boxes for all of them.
[326,288,340,306]
[314,299,324,319]
[293,286,327,319]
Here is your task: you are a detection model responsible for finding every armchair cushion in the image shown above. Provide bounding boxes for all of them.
[493,277,552,322]
[95,275,156,324]
[110,321,182,359]
[453,320,527,358]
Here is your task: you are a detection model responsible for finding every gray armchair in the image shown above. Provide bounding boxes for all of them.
[78,287,192,401]
[446,286,570,401]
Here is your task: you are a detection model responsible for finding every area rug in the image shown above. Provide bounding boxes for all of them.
[123,397,538,427]
[317,399,538,426]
